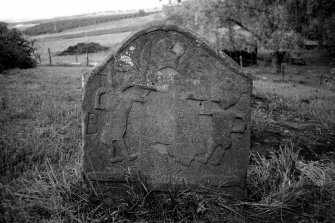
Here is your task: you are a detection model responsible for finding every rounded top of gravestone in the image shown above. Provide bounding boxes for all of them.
[92,24,250,81]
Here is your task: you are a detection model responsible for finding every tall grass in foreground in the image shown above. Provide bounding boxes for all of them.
[1,145,334,222]
[246,146,335,221]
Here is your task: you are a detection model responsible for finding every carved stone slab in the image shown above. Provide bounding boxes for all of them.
[82,25,252,194]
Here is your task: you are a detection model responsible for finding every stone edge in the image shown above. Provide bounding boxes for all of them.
[85,23,251,88]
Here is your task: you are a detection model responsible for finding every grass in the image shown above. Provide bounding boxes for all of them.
[253,80,335,128]
[0,67,83,179]
[34,33,127,65]
[0,66,334,222]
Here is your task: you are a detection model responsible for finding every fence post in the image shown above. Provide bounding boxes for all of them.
[75,55,78,62]
[82,72,85,91]
[281,64,285,81]
[48,48,52,65]
[239,55,243,68]
[86,52,89,67]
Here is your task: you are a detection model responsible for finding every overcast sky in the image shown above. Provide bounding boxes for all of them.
[0,0,165,22]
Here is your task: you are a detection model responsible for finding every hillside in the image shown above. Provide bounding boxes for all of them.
[31,13,165,41]
[23,11,161,36]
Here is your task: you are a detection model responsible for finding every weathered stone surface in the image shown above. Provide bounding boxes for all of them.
[82,25,252,194]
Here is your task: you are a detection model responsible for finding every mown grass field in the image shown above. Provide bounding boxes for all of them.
[23,11,159,36]
[0,65,334,222]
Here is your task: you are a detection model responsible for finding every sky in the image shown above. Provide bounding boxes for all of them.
[0,0,165,22]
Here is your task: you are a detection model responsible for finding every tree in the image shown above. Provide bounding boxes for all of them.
[284,0,335,48]
[164,0,301,73]
[303,0,334,47]
[0,22,37,72]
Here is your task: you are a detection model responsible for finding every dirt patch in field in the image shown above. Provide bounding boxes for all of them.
[251,94,335,160]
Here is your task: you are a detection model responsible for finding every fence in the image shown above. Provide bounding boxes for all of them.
[222,49,258,67]
[41,48,258,68]
[37,48,110,67]
[38,48,335,86]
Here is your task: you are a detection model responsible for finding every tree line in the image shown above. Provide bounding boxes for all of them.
[163,0,335,72]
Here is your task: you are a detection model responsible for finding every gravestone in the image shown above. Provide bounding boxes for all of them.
[82,25,252,194]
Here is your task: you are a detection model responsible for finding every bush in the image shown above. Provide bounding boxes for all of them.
[138,9,146,16]
[0,22,37,72]
[58,42,109,55]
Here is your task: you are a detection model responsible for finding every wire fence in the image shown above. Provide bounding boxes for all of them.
[36,48,110,67]
[37,47,335,74]
[40,47,335,91]
[40,48,259,68]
